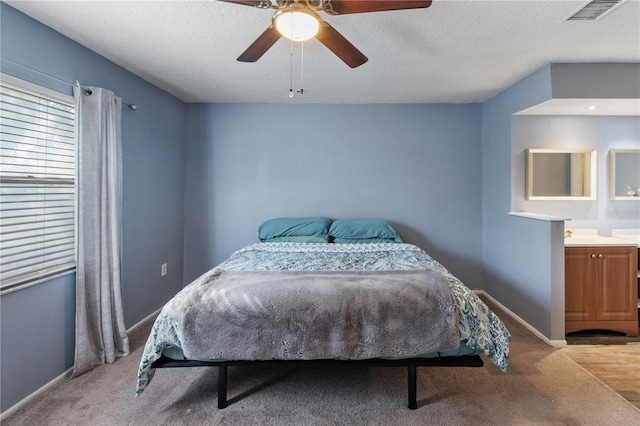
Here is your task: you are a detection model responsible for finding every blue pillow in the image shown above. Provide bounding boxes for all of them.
[258,217,332,242]
[329,219,403,243]
[332,237,397,244]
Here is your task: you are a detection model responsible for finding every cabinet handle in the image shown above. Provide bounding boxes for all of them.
[598,254,603,258]
[591,254,597,258]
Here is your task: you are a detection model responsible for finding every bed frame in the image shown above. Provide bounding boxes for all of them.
[151,354,483,409]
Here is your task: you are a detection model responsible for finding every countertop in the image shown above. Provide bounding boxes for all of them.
[611,229,640,247]
[564,229,639,247]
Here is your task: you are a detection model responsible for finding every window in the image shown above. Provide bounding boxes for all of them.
[0,74,76,293]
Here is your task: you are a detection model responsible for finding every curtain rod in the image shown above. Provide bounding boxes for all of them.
[79,87,137,111]
[2,57,137,111]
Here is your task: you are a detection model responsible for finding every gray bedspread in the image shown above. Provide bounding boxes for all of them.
[178,269,460,361]
[136,243,511,395]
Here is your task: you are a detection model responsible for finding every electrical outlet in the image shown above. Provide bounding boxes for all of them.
[161,263,167,277]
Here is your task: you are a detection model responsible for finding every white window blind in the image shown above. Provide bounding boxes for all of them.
[0,76,76,292]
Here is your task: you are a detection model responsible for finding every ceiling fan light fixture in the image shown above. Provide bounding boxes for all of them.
[274,6,321,41]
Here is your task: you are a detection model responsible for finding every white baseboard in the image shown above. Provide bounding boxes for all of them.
[475,290,567,348]
[0,367,73,421]
[1,308,161,421]
[128,308,161,334]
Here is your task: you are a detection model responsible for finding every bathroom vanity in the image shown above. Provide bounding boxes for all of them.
[565,230,639,337]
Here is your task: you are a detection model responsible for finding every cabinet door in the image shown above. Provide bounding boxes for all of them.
[598,247,638,321]
[565,247,597,322]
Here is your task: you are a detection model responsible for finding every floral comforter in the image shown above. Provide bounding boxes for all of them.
[136,242,510,395]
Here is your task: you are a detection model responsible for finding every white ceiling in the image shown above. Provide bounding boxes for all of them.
[5,0,640,104]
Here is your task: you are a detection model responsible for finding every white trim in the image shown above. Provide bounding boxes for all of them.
[475,290,567,348]
[0,73,77,293]
[509,212,570,222]
[0,269,76,296]
[0,308,161,420]
[128,308,161,334]
[1,72,74,103]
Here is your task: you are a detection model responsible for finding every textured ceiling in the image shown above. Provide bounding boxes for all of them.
[5,0,640,104]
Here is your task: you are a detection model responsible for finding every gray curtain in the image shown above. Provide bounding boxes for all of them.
[72,84,130,378]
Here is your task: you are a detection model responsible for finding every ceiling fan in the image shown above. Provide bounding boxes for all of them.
[219,0,433,68]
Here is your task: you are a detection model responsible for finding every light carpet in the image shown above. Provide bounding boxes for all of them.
[4,300,640,425]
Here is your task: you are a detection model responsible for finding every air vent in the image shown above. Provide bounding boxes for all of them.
[567,0,627,21]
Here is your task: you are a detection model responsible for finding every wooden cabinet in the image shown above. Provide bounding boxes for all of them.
[636,248,640,326]
[565,246,638,337]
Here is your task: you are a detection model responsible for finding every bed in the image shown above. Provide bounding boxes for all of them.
[136,218,510,409]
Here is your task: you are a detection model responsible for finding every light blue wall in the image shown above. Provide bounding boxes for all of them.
[184,103,484,287]
[0,274,75,413]
[482,63,640,341]
[512,115,640,234]
[481,66,569,340]
[2,0,638,416]
[1,3,186,413]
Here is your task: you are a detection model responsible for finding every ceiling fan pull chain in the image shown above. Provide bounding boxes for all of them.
[289,36,294,98]
[297,41,305,95]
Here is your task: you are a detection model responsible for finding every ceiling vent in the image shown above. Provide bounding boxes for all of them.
[567,0,627,21]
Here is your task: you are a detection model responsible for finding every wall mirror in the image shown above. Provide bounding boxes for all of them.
[525,149,597,200]
[610,149,640,200]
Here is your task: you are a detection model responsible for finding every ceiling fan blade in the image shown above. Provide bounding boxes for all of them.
[324,0,432,15]
[315,22,368,68]
[237,25,282,62]
[217,0,268,7]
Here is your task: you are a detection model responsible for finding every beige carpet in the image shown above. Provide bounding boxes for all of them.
[4,301,640,426]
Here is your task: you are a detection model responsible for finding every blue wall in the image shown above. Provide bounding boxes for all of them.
[183,103,484,286]
[2,0,638,417]
[481,64,640,341]
[481,66,568,340]
[1,3,186,412]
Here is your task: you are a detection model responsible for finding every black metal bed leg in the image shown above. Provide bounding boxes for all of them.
[408,366,417,410]
[218,366,228,409]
